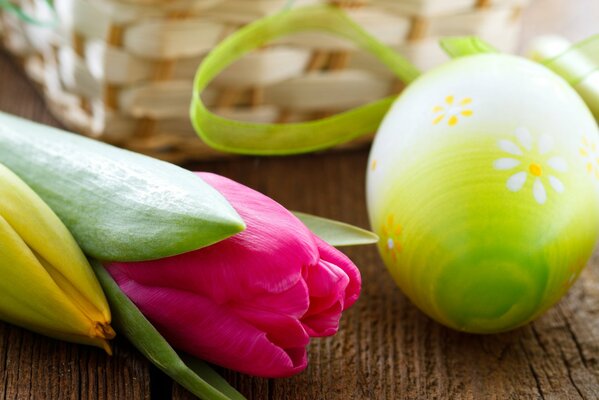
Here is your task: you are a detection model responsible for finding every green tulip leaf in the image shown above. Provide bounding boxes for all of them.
[92,261,246,400]
[439,36,498,58]
[0,112,244,262]
[190,5,421,155]
[292,212,378,247]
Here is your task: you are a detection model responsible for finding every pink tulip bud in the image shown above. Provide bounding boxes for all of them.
[106,173,361,378]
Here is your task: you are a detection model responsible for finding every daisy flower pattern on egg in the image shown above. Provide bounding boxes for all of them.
[381,214,402,262]
[432,95,473,126]
[493,127,567,205]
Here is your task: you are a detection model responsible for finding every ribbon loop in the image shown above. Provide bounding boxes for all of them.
[541,34,599,85]
[190,5,421,155]
[532,35,599,121]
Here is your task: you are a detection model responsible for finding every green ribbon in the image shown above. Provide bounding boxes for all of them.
[0,0,57,27]
[541,34,599,86]
[539,34,599,121]
[190,5,421,156]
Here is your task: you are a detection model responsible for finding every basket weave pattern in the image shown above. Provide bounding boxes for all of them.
[1,0,528,161]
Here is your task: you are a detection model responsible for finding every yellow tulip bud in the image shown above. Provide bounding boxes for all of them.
[0,163,114,352]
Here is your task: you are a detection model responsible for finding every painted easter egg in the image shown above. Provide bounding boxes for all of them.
[366,54,599,333]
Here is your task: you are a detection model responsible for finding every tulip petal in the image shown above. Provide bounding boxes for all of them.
[314,236,361,309]
[304,259,350,301]
[0,215,93,337]
[301,302,344,337]
[108,266,307,378]
[235,277,310,319]
[230,278,310,348]
[233,307,310,349]
[298,237,361,337]
[300,259,348,337]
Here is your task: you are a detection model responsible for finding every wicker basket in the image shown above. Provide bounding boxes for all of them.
[0,0,529,162]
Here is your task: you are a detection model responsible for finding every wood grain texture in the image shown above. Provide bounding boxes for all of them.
[1,0,599,399]
[0,324,151,400]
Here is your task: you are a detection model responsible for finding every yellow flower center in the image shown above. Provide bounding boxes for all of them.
[529,162,543,177]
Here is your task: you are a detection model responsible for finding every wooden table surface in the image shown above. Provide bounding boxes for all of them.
[1,0,598,399]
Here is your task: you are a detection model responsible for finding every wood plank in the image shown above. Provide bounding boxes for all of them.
[0,323,151,400]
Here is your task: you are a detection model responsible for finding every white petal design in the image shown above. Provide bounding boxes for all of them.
[498,140,523,156]
[549,175,565,193]
[494,158,521,170]
[507,171,527,192]
[547,157,568,172]
[533,178,547,204]
[515,127,533,151]
[538,135,555,155]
